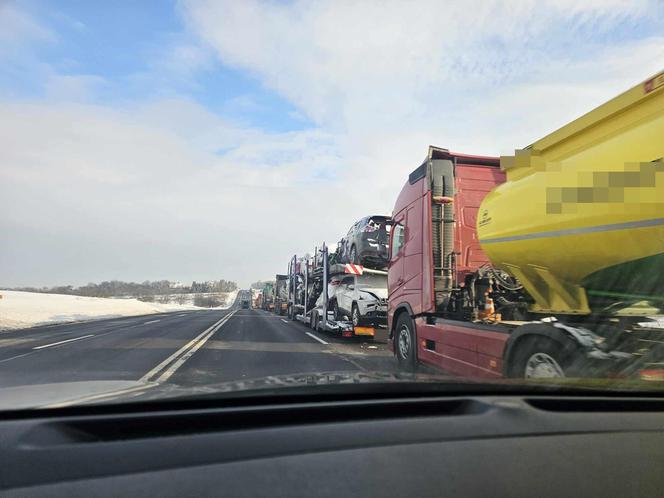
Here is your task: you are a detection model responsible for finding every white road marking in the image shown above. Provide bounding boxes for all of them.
[280,318,289,323]
[32,334,95,350]
[305,331,329,345]
[177,314,188,317]
[139,311,236,383]
[143,319,161,325]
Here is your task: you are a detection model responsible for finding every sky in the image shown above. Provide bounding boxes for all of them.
[1,0,663,288]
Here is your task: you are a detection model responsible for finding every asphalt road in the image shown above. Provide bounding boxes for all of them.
[0,295,396,397]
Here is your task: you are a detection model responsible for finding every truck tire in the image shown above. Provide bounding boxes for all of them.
[312,311,319,331]
[395,313,417,372]
[509,337,576,379]
[331,300,340,321]
[351,303,361,327]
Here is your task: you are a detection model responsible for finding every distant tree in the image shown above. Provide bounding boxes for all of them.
[174,294,188,305]
[158,294,171,304]
[10,278,236,299]
[194,293,221,308]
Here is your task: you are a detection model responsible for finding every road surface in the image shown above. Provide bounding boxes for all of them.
[0,294,396,398]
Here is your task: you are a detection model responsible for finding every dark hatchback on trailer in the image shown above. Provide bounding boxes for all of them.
[339,215,391,269]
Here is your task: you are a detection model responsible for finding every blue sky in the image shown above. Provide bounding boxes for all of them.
[1,1,663,287]
[2,0,311,132]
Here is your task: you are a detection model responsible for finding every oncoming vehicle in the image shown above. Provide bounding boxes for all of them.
[327,271,388,327]
[338,216,391,269]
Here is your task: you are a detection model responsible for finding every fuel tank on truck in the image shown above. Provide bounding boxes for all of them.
[477,70,664,315]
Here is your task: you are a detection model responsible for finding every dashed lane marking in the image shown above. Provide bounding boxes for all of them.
[32,334,95,350]
[305,331,329,345]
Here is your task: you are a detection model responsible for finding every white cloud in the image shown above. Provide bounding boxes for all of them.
[0,3,53,52]
[1,1,663,287]
[181,0,663,196]
[0,98,349,286]
[182,0,658,130]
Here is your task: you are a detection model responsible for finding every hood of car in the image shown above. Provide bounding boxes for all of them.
[358,287,388,300]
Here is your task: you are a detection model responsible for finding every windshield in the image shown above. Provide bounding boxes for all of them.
[356,274,388,291]
[366,217,390,243]
[0,1,663,410]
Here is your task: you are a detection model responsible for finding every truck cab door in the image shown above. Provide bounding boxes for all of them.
[388,216,406,316]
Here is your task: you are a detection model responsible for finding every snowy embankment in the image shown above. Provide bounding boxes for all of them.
[0,289,239,331]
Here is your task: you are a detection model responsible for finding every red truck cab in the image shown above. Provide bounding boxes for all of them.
[388,146,509,377]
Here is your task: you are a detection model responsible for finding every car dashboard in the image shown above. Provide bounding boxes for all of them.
[2,391,664,496]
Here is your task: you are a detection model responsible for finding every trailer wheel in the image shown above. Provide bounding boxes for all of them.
[312,311,319,331]
[395,313,417,372]
[351,304,361,327]
[331,300,340,321]
[509,337,574,379]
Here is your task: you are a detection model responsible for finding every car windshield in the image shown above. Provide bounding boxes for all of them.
[356,274,388,290]
[0,1,663,411]
[366,217,390,241]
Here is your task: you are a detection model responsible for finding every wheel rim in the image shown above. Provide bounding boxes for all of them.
[350,247,357,263]
[525,352,565,378]
[397,325,411,359]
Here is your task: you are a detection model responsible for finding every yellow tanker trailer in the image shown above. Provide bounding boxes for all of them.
[478,70,664,316]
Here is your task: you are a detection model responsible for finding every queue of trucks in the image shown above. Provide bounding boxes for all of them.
[259,70,664,380]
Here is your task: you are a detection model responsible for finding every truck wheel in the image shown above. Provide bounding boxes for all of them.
[395,313,417,372]
[352,304,361,327]
[312,311,319,331]
[331,300,340,321]
[350,245,358,264]
[510,338,573,379]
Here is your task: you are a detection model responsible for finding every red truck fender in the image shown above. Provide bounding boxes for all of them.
[388,302,416,344]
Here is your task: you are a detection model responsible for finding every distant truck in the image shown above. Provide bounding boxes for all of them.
[287,244,387,339]
[389,71,664,379]
[262,281,275,311]
[274,275,288,315]
[254,291,263,309]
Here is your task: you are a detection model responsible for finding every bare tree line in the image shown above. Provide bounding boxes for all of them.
[5,279,238,302]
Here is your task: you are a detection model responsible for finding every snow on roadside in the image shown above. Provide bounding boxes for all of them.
[0,290,239,331]
[220,289,239,310]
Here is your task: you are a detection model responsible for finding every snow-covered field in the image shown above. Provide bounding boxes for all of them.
[0,289,239,331]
